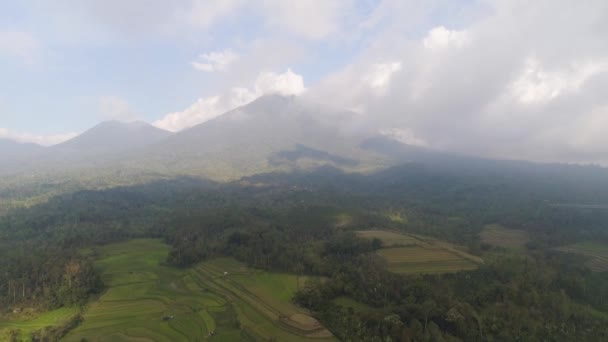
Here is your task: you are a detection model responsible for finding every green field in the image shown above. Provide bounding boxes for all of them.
[59,239,333,341]
[358,230,482,274]
[556,242,608,272]
[481,224,530,249]
[0,307,80,341]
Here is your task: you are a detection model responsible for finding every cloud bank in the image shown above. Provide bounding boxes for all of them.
[310,0,608,165]
[154,69,305,132]
[192,50,239,72]
[0,128,77,146]
[3,0,608,165]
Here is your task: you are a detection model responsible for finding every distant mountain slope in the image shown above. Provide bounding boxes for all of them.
[54,121,171,153]
[0,138,43,157]
[128,95,389,179]
[3,95,605,191]
[0,139,44,174]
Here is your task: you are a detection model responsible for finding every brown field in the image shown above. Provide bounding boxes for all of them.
[556,242,608,272]
[377,246,479,274]
[357,230,482,274]
[356,230,420,247]
[480,224,530,249]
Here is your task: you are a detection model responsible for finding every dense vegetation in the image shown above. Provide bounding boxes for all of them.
[0,161,607,340]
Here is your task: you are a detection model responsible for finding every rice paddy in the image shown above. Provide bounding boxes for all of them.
[556,241,608,272]
[480,224,530,250]
[58,239,333,341]
[0,307,80,341]
[357,230,482,274]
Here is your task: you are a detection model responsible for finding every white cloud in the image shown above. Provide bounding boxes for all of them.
[178,0,245,29]
[423,26,470,50]
[154,68,306,131]
[0,128,77,146]
[509,58,608,105]
[380,128,428,147]
[192,49,239,72]
[152,90,256,132]
[364,62,402,95]
[253,68,306,96]
[98,96,140,121]
[310,0,608,164]
[0,31,40,63]
[260,0,351,40]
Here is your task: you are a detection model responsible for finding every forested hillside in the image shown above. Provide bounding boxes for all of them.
[1,162,607,340]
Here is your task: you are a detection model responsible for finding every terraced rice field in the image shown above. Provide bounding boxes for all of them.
[480,224,530,249]
[358,230,482,274]
[62,239,333,341]
[191,259,332,341]
[556,242,608,272]
[0,307,80,341]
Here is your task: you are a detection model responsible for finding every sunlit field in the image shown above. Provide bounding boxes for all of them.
[64,239,332,341]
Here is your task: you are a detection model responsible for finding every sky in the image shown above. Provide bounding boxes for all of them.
[1,0,607,165]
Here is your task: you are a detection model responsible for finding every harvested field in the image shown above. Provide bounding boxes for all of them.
[377,246,479,274]
[357,230,482,274]
[481,224,529,249]
[556,242,608,272]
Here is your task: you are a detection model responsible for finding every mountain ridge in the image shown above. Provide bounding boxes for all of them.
[1,95,606,183]
[53,120,172,153]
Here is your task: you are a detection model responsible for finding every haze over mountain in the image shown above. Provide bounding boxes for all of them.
[0,138,43,156]
[53,120,172,153]
[126,95,389,179]
[0,139,44,172]
[1,95,606,186]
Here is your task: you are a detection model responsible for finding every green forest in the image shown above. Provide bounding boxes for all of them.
[1,163,607,341]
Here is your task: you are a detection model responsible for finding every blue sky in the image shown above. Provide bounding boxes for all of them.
[1,0,607,165]
[1,0,379,140]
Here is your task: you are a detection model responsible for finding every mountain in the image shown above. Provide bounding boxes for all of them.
[124,95,390,180]
[4,95,605,187]
[0,139,44,173]
[54,120,172,153]
[0,138,43,157]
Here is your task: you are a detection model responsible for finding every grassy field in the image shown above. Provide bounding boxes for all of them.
[0,307,80,341]
[357,230,482,274]
[480,224,530,249]
[61,239,333,341]
[556,242,608,272]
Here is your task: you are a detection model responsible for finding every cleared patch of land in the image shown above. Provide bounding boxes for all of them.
[556,242,608,272]
[62,239,333,341]
[334,213,354,228]
[481,224,529,249]
[357,230,482,274]
[384,211,408,224]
